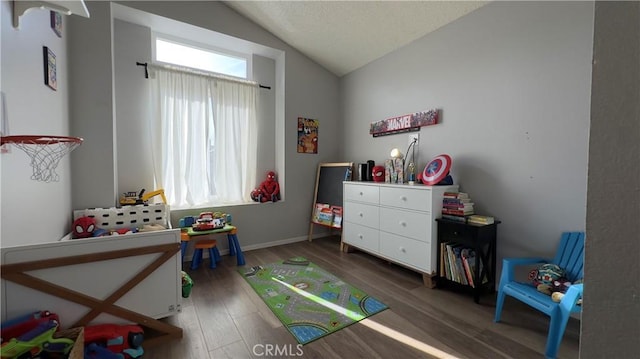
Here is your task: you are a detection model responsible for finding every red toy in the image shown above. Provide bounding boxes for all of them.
[84,324,144,359]
[372,165,385,182]
[73,216,96,238]
[256,171,280,202]
[1,310,60,344]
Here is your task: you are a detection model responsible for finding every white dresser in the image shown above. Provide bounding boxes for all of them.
[342,182,458,287]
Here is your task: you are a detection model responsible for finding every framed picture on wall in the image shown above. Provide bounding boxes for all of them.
[50,11,62,37]
[43,46,57,91]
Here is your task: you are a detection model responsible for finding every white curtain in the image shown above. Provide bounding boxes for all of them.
[151,68,258,208]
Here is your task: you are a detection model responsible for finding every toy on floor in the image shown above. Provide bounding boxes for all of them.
[252,171,280,202]
[84,324,144,359]
[1,310,60,345]
[0,319,75,358]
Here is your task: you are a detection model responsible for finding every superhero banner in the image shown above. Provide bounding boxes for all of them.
[369,109,439,137]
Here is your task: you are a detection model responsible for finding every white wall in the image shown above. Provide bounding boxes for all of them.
[341,1,594,262]
[0,2,75,246]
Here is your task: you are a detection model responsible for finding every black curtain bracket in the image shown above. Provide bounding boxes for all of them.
[136,62,149,79]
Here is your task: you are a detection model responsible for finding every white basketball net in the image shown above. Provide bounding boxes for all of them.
[10,139,82,182]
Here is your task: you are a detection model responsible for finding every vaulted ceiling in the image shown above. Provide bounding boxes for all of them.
[224,1,489,77]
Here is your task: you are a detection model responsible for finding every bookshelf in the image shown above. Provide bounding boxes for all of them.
[435,218,500,303]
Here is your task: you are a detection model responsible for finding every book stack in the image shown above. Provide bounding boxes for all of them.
[441,192,474,222]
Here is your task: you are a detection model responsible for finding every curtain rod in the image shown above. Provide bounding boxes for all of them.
[135,62,271,90]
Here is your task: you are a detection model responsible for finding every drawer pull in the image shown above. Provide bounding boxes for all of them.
[400,221,407,227]
[400,247,406,253]
[359,212,364,217]
[453,231,458,236]
[358,234,363,239]
[400,196,407,201]
[359,191,364,196]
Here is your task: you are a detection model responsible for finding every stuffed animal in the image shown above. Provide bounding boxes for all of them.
[529,263,566,296]
[257,171,280,203]
[529,263,565,287]
[73,216,96,238]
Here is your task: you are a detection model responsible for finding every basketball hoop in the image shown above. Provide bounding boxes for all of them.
[1,135,83,182]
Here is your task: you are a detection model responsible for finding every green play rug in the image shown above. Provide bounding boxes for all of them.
[239,256,388,344]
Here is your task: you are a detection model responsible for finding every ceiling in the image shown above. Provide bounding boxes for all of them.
[224,1,489,77]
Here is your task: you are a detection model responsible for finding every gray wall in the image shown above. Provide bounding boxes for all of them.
[583,2,640,356]
[341,1,593,264]
[68,1,342,251]
[68,1,117,210]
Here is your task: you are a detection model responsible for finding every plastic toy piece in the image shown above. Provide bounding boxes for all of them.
[84,324,144,359]
[119,188,167,206]
[0,320,74,358]
[1,310,60,345]
[85,343,124,359]
[192,212,226,231]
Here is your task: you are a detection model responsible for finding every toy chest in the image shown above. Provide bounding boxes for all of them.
[73,204,169,231]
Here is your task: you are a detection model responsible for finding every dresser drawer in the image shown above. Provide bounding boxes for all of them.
[344,201,379,229]
[379,186,432,212]
[379,207,431,242]
[344,183,379,204]
[379,232,430,272]
[343,222,379,253]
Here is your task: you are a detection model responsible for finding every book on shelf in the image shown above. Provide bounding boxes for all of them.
[461,248,475,288]
[312,203,334,226]
[443,191,469,199]
[442,208,474,216]
[443,201,474,209]
[452,246,468,285]
[441,214,469,223]
[330,206,343,228]
[467,214,494,225]
[440,242,448,278]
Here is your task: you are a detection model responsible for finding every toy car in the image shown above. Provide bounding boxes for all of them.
[192,212,226,231]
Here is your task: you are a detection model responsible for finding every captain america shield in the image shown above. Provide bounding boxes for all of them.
[422,154,452,185]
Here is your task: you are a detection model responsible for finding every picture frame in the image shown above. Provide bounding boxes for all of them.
[50,11,62,37]
[43,46,57,91]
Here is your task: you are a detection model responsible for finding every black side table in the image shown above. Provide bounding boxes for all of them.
[435,218,500,303]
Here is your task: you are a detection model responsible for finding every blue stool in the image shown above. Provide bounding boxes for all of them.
[190,239,221,270]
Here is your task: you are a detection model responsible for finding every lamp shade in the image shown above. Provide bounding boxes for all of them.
[390,148,403,159]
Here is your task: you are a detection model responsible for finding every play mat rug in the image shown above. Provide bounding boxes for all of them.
[240,257,388,344]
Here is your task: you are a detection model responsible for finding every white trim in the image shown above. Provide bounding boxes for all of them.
[188,232,331,260]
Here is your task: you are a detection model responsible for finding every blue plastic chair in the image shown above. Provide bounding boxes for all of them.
[494,232,584,359]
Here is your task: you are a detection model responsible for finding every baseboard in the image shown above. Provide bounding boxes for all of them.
[191,231,331,259]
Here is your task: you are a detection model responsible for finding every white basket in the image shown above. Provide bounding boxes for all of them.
[73,204,169,231]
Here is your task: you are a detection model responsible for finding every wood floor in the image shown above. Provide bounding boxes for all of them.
[144,236,580,358]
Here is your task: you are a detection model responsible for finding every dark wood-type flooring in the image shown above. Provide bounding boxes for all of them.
[144,236,579,358]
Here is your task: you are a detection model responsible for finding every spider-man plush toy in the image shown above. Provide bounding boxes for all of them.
[258,171,280,202]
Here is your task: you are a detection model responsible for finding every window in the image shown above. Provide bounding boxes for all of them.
[151,37,258,208]
[155,37,249,79]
